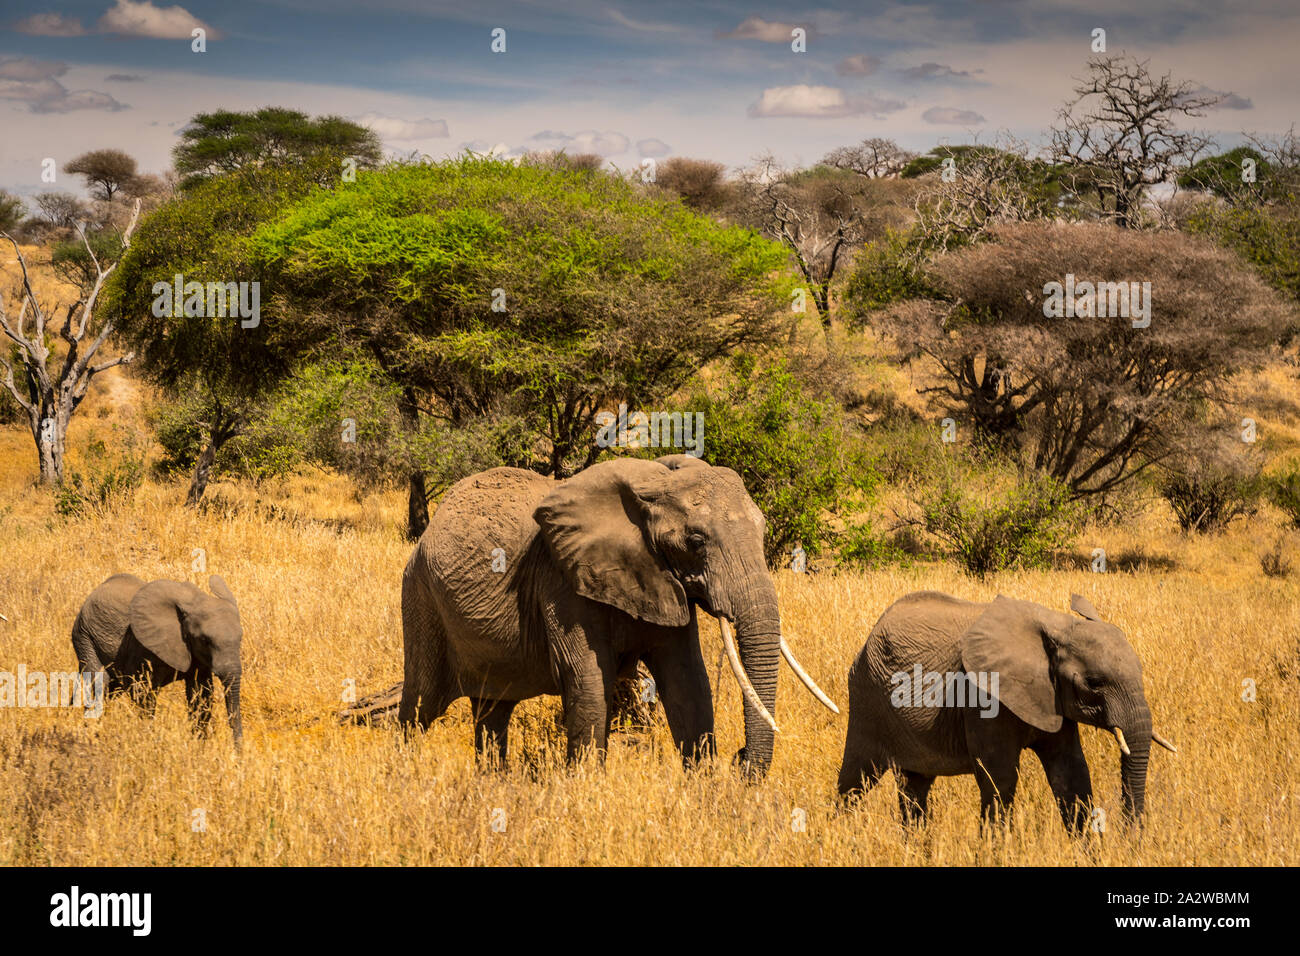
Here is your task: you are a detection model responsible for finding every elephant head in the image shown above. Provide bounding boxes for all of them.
[534,456,835,776]
[960,593,1175,822]
[128,575,244,743]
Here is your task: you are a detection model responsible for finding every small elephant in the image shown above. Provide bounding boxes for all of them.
[71,573,244,744]
[398,455,837,776]
[837,591,1174,829]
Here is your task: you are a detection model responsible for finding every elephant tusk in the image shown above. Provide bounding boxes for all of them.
[1112,727,1131,756]
[779,634,840,715]
[719,618,779,734]
[1152,730,1178,754]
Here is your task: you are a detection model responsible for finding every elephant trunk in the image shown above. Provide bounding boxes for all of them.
[730,576,781,778]
[1116,704,1152,823]
[217,661,243,748]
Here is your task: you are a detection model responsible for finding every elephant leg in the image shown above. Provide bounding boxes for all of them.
[133,685,158,716]
[897,771,935,825]
[837,705,886,800]
[469,697,517,767]
[557,638,615,765]
[185,668,215,736]
[70,622,106,676]
[398,571,456,730]
[837,753,886,802]
[1032,724,1093,833]
[643,634,715,769]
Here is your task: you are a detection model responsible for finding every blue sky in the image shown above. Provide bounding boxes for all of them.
[2,0,1298,199]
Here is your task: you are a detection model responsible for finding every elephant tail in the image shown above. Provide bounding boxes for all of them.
[397,544,454,729]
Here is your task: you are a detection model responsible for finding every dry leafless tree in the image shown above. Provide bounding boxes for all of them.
[1050,55,1220,228]
[0,200,141,484]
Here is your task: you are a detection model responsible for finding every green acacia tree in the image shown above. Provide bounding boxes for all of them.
[174,107,382,189]
[249,156,790,537]
[106,162,326,505]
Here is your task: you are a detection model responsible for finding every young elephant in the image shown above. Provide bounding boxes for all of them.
[837,591,1175,830]
[71,573,244,745]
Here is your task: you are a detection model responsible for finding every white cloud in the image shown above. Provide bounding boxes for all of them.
[0,77,66,103]
[0,56,126,113]
[356,112,449,140]
[607,9,683,34]
[531,129,630,156]
[921,106,986,125]
[12,12,88,36]
[637,137,671,157]
[900,62,975,82]
[0,56,69,81]
[749,85,905,119]
[720,17,805,42]
[836,54,882,76]
[33,88,127,113]
[97,0,219,40]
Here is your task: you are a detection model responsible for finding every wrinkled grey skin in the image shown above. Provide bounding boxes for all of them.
[837,591,1155,830]
[398,455,781,777]
[71,573,244,745]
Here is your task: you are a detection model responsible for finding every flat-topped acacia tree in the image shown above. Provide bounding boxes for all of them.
[249,155,790,537]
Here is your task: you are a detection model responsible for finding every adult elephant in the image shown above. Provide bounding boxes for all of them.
[837,591,1175,829]
[397,455,837,776]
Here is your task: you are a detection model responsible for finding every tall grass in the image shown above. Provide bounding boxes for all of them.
[0,468,1295,865]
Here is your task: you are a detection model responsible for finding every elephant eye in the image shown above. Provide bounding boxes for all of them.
[687,532,706,549]
[1085,674,1106,689]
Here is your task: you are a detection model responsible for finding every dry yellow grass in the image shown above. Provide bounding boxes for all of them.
[1,444,1297,864]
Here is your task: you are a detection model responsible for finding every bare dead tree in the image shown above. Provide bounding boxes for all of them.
[821,138,915,179]
[1245,124,1300,201]
[910,137,1060,257]
[0,199,141,485]
[1050,55,1220,228]
[740,154,907,342]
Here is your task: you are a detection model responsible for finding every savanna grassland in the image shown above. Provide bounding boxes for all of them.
[1,242,1299,867]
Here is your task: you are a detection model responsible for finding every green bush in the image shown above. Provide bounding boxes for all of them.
[55,434,145,518]
[1159,458,1262,533]
[916,470,1079,577]
[1187,203,1300,316]
[671,354,876,565]
[835,521,904,571]
[1267,466,1300,529]
[842,228,939,317]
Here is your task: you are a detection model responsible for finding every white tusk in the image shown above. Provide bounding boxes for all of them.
[1112,727,1131,756]
[719,618,779,734]
[1152,730,1177,754]
[779,635,840,714]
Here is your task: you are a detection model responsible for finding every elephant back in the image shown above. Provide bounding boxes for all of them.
[72,573,147,669]
[417,467,555,646]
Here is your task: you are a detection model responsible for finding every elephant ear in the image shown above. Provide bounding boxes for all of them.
[128,580,198,672]
[208,574,238,607]
[960,595,1063,733]
[1069,593,1101,621]
[534,459,690,628]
